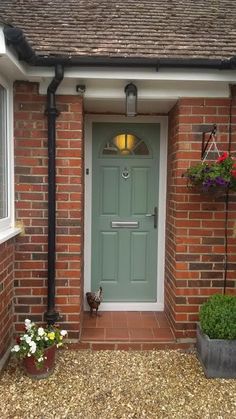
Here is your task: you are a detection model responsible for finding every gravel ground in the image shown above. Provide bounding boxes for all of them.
[0,350,236,419]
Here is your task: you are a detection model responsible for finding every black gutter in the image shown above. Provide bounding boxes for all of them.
[28,55,231,69]
[4,26,36,63]
[44,64,64,325]
[3,26,236,70]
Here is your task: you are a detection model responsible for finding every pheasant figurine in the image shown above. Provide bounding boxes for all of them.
[86,286,103,316]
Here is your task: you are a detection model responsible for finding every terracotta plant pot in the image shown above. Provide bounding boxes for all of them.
[22,345,56,379]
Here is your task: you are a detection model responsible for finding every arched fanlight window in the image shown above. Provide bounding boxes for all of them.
[102,133,149,156]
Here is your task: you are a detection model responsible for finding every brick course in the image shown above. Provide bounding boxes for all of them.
[0,239,14,360]
[165,98,236,339]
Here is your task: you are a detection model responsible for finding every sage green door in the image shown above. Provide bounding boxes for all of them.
[91,123,160,302]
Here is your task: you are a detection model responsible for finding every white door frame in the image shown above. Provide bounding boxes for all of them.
[84,115,168,311]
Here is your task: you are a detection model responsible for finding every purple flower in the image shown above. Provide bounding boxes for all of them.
[215,177,230,186]
[203,179,214,188]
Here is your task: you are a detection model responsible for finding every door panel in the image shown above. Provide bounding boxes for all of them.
[131,232,148,282]
[100,232,118,282]
[92,123,160,302]
[101,167,119,215]
[131,167,149,214]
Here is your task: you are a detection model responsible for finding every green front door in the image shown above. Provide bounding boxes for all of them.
[91,123,160,302]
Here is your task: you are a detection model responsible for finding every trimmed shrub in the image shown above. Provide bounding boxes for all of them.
[199,294,236,339]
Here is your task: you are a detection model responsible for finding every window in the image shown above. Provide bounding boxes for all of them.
[0,85,8,220]
[102,133,149,156]
[0,77,16,241]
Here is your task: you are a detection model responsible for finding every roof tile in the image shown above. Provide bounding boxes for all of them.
[0,0,236,60]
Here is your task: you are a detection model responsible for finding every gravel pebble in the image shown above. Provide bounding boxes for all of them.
[1,350,236,418]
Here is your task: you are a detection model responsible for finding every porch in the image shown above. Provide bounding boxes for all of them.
[79,311,190,350]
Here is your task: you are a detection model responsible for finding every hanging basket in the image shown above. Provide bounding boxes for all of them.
[184,152,236,198]
[22,345,56,379]
[189,184,229,198]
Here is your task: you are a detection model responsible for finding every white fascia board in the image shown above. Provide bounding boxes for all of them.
[35,66,236,83]
[0,26,6,54]
[0,54,28,81]
[61,66,236,83]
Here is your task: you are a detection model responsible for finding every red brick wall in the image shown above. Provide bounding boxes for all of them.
[12,82,236,343]
[14,81,84,338]
[165,98,236,339]
[0,239,14,360]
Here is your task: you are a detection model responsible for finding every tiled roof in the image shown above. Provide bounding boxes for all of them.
[0,0,236,60]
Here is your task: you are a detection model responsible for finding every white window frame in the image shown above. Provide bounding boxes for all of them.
[0,73,20,243]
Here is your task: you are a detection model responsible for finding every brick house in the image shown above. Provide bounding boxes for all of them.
[0,0,236,366]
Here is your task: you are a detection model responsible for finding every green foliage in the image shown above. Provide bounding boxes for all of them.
[183,153,236,192]
[199,294,236,339]
[11,319,67,368]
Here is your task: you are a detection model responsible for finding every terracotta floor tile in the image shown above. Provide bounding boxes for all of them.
[155,313,171,328]
[112,312,127,320]
[112,312,128,328]
[83,314,97,328]
[96,312,113,328]
[126,311,141,318]
[141,312,159,327]
[81,328,105,341]
[152,328,175,341]
[81,311,175,344]
[141,312,157,319]
[155,312,168,319]
[105,328,129,341]
[129,328,155,341]
[126,312,142,328]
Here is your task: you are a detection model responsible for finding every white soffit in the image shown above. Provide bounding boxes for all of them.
[84,98,176,114]
[39,78,230,99]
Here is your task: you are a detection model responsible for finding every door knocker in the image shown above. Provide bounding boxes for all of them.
[122,167,130,180]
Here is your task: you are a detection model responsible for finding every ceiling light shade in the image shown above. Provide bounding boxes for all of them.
[124,83,137,117]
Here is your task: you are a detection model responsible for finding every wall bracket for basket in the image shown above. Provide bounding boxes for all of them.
[201,124,220,162]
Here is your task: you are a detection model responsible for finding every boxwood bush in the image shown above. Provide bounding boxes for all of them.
[199,294,236,339]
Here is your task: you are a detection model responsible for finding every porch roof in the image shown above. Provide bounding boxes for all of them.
[0,0,236,63]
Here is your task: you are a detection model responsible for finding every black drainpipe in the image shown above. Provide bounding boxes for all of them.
[44,64,64,325]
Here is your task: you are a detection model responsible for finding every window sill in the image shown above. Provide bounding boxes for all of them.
[0,227,22,245]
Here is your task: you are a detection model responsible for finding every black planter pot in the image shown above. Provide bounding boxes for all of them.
[196,323,236,379]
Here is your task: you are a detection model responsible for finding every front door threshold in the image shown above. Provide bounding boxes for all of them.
[78,311,188,350]
[97,302,164,311]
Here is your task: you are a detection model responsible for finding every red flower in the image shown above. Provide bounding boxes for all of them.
[217,152,229,163]
[232,170,236,178]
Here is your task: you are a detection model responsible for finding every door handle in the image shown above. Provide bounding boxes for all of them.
[145,206,157,229]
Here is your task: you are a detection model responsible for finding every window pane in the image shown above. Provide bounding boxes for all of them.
[133,141,149,155]
[0,85,8,219]
[102,133,149,156]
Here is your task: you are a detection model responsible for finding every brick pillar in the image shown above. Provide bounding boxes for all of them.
[14,82,84,339]
[165,98,236,340]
